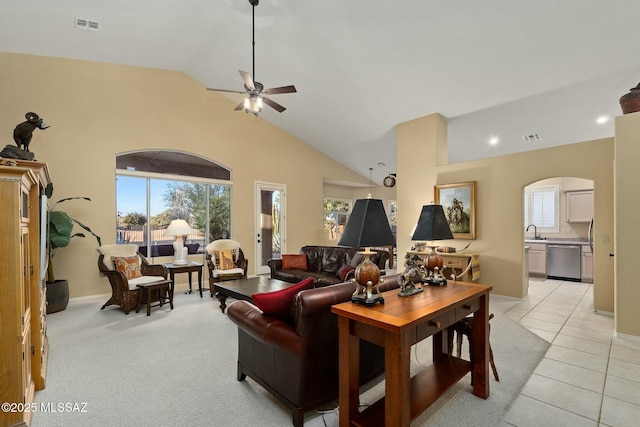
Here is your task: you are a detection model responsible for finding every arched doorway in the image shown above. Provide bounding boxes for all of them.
[523,176,594,291]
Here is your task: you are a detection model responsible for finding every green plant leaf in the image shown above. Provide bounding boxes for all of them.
[49,211,73,249]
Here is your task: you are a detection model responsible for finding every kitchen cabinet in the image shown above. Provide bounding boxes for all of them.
[566,190,593,223]
[527,242,547,276]
[581,244,593,283]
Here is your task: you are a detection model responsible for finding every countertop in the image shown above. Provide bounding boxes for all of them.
[524,238,589,245]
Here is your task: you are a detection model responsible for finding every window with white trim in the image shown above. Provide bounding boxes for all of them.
[524,185,559,232]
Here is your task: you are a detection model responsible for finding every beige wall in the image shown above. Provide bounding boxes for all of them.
[0,52,371,298]
[614,112,640,336]
[396,114,615,314]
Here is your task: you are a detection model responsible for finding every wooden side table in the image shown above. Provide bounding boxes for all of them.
[164,262,204,297]
[332,281,492,426]
[136,279,173,316]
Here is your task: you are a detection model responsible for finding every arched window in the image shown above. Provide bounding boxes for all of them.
[115,150,232,259]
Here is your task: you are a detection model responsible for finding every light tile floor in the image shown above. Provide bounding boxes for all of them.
[502,278,640,426]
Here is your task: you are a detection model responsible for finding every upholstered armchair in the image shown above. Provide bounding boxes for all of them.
[206,239,248,297]
[97,244,168,314]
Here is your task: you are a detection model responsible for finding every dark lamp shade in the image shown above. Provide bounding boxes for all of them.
[411,204,454,241]
[338,198,396,248]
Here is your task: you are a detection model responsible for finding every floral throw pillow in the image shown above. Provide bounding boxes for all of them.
[113,256,142,279]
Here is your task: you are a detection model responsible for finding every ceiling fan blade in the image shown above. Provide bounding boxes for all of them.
[263,85,297,95]
[239,70,255,91]
[206,87,246,94]
[263,97,286,113]
[234,102,244,111]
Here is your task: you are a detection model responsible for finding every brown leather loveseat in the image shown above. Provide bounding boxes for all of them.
[267,245,389,287]
[227,274,401,426]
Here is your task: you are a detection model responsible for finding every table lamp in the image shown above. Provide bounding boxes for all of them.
[165,219,195,265]
[338,197,396,306]
[411,204,454,285]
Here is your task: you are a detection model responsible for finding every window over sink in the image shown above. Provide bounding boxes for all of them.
[524,185,559,233]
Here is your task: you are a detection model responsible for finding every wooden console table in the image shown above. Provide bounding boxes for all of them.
[332,281,492,427]
[407,251,480,282]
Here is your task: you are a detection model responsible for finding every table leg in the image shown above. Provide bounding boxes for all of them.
[216,293,228,313]
[197,268,203,298]
[168,282,174,309]
[136,287,143,313]
[385,330,411,427]
[338,317,360,427]
[146,287,152,316]
[472,293,490,398]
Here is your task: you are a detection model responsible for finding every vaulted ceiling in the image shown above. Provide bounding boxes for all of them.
[2,0,640,184]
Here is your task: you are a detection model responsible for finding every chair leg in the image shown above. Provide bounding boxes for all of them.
[456,332,464,358]
[455,314,499,382]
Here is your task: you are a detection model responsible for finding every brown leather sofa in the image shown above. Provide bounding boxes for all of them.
[227,274,401,426]
[267,245,389,286]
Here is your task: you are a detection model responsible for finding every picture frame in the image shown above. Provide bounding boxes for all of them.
[434,181,476,240]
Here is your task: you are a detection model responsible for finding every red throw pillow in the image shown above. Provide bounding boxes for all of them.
[251,277,314,321]
[281,254,308,270]
[336,264,355,282]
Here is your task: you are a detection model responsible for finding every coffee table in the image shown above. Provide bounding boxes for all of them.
[213,276,295,313]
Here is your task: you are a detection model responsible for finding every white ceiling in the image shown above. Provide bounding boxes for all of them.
[2,0,640,184]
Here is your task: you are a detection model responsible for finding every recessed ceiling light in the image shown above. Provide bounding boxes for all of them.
[596,116,609,124]
[489,136,499,145]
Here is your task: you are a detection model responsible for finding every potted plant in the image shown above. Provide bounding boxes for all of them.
[45,183,102,313]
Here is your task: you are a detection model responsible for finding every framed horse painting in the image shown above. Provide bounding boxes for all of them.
[434,181,476,240]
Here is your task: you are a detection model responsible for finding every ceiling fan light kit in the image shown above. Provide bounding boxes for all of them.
[207,0,296,116]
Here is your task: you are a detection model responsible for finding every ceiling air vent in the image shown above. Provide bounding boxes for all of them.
[75,18,100,31]
[75,18,88,30]
[522,133,541,142]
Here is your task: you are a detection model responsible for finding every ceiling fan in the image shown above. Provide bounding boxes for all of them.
[206,0,297,116]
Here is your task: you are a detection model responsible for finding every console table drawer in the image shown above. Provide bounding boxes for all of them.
[442,257,465,269]
[416,311,455,341]
[455,299,479,321]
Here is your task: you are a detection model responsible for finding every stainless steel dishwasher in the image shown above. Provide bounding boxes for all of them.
[547,244,582,281]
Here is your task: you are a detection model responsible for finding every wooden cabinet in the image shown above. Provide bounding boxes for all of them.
[0,161,50,427]
[527,242,547,276]
[581,244,593,283]
[566,190,593,223]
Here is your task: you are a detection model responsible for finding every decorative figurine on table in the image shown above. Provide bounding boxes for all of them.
[398,253,428,297]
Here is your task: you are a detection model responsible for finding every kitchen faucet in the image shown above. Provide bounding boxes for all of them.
[526,224,540,239]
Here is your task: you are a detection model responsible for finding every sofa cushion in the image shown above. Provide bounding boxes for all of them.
[349,252,364,267]
[337,264,355,281]
[304,247,323,272]
[282,254,308,270]
[252,277,314,323]
[322,247,345,274]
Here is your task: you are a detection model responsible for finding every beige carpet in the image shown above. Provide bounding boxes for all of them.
[31,288,548,427]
